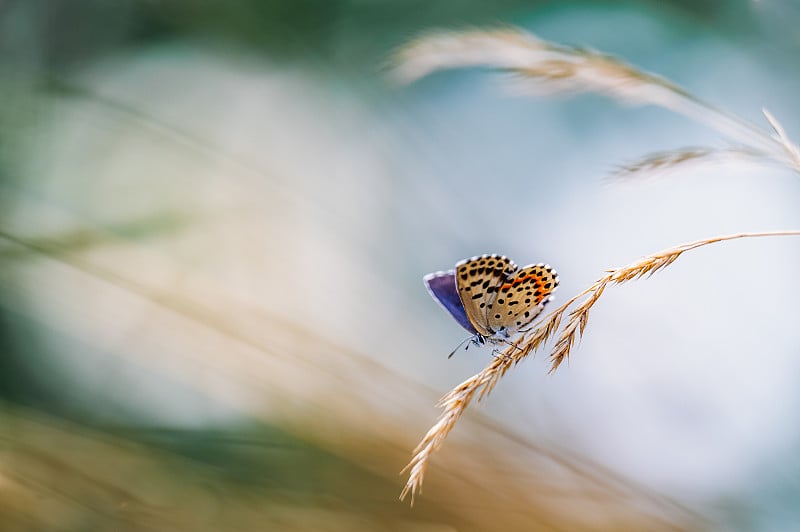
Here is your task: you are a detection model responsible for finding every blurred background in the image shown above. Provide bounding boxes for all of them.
[2,1,800,530]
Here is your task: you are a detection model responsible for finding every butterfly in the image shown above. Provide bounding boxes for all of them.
[424,254,559,356]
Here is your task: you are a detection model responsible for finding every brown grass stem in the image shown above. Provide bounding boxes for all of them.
[401,230,800,504]
[392,27,800,177]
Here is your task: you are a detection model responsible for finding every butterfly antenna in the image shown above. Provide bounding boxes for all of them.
[448,336,473,359]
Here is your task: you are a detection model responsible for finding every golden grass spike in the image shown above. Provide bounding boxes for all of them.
[401,230,800,503]
[611,146,766,180]
[763,108,800,167]
[391,27,688,102]
[392,27,795,169]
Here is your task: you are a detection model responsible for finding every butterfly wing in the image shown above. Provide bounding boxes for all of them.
[455,254,517,337]
[423,270,478,335]
[488,263,558,334]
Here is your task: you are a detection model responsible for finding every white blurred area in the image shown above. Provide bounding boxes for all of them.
[4,49,440,432]
[3,2,800,529]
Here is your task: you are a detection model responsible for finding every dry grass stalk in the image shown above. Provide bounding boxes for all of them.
[618,109,800,179]
[391,27,689,104]
[392,27,800,176]
[611,146,765,180]
[395,25,800,506]
[401,230,800,503]
[544,230,800,371]
[763,108,800,169]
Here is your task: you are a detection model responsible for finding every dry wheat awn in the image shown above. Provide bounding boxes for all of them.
[393,26,800,504]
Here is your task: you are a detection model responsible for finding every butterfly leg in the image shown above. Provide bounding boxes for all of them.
[490,347,512,362]
[500,338,525,354]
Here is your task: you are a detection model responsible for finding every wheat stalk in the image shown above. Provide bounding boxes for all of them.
[392,28,800,177]
[401,230,800,504]
[618,109,800,179]
[611,146,767,180]
[394,25,800,506]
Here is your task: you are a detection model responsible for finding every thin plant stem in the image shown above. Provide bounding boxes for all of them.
[401,230,800,504]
